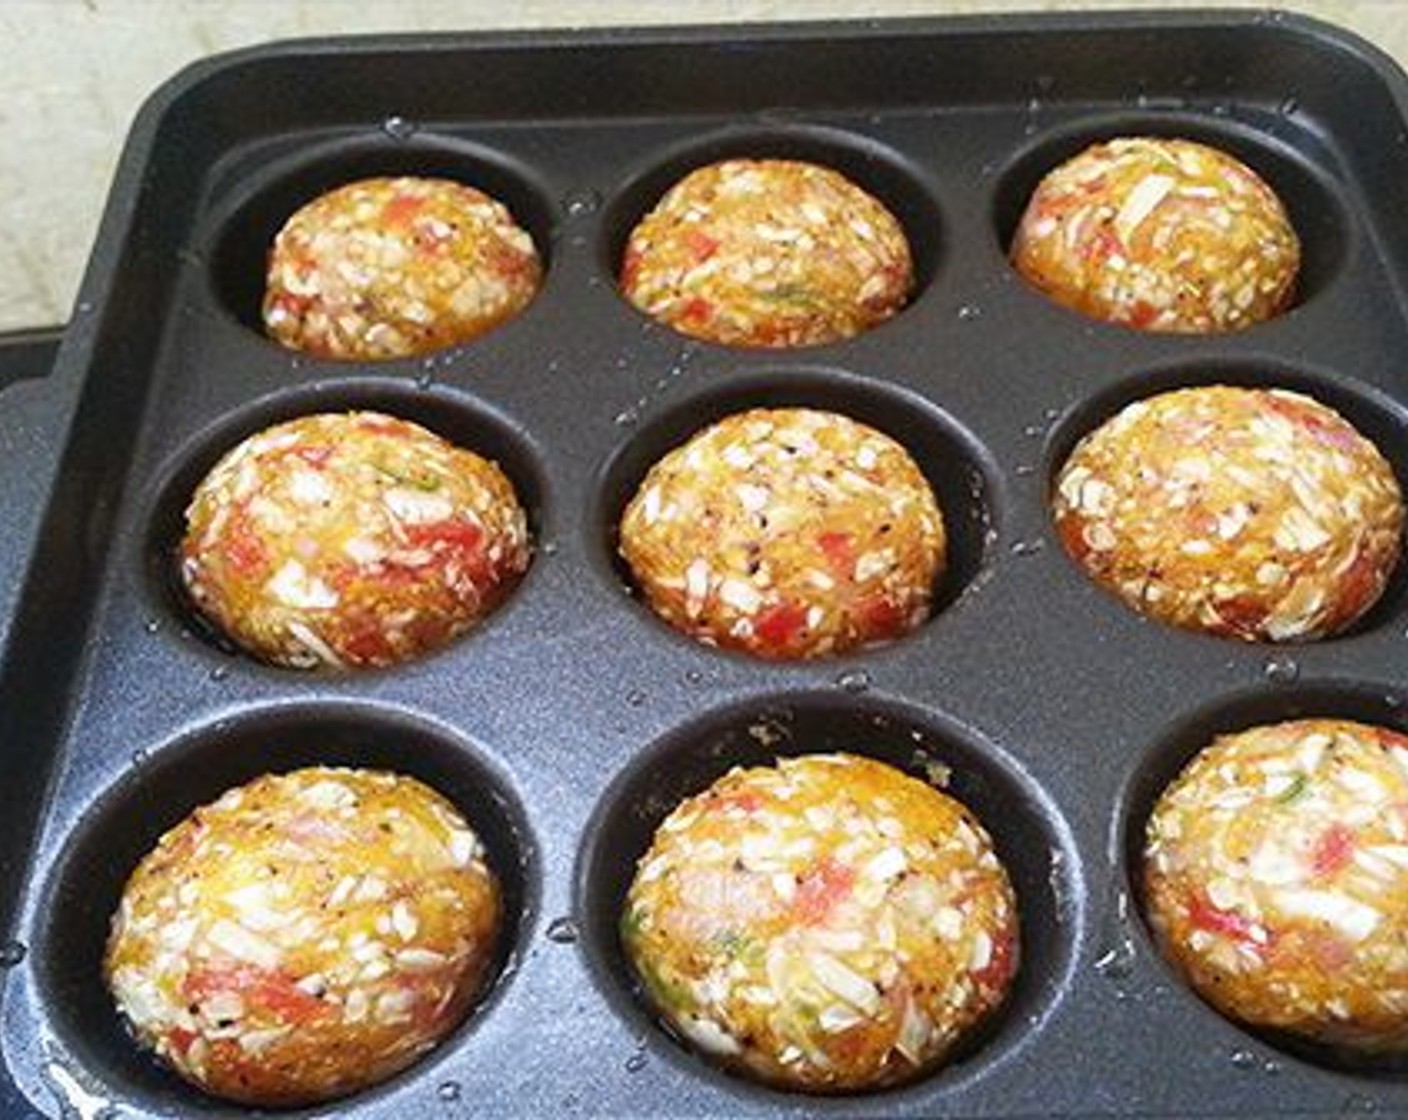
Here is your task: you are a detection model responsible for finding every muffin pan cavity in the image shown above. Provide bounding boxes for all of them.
[992,113,1350,320]
[577,692,1078,1095]
[1043,358,1408,640]
[602,125,945,333]
[1120,682,1408,1075]
[209,135,557,351]
[142,380,548,665]
[590,368,999,653]
[30,702,537,1114]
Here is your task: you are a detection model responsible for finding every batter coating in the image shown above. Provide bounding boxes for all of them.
[180,411,530,669]
[1053,386,1403,642]
[621,159,913,347]
[1145,719,1408,1053]
[623,754,1019,1091]
[619,408,946,659]
[263,176,541,360]
[1011,137,1300,332]
[105,767,502,1106]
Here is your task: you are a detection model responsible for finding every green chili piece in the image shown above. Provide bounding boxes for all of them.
[1275,772,1308,804]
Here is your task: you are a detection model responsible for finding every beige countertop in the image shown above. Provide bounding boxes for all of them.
[1,0,1403,332]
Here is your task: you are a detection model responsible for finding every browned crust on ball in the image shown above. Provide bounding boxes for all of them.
[180,411,530,669]
[1052,386,1403,641]
[623,753,1018,1090]
[1145,719,1408,1052]
[621,159,913,347]
[1011,137,1300,333]
[263,176,541,359]
[619,407,946,659]
[105,767,502,1105]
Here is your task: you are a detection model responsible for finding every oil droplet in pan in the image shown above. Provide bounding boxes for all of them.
[834,669,870,694]
[1263,655,1299,684]
[1093,886,1136,981]
[546,916,580,944]
[437,1080,463,1103]
[563,189,602,217]
[0,941,25,967]
[1093,940,1135,981]
[382,115,417,141]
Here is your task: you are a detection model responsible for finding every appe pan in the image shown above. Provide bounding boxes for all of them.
[4,10,1408,1118]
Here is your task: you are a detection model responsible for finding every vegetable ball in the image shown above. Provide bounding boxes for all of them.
[1011,137,1300,332]
[1053,386,1403,641]
[619,407,945,659]
[105,767,502,1106]
[623,753,1019,1091]
[621,159,913,347]
[263,176,541,360]
[180,411,530,669]
[1145,719,1408,1053]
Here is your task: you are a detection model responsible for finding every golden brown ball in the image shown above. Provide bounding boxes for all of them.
[180,411,530,669]
[621,159,912,347]
[1011,137,1299,332]
[1146,719,1408,1052]
[263,176,541,359]
[105,767,502,1105]
[623,753,1019,1090]
[1053,386,1402,641]
[619,407,945,659]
